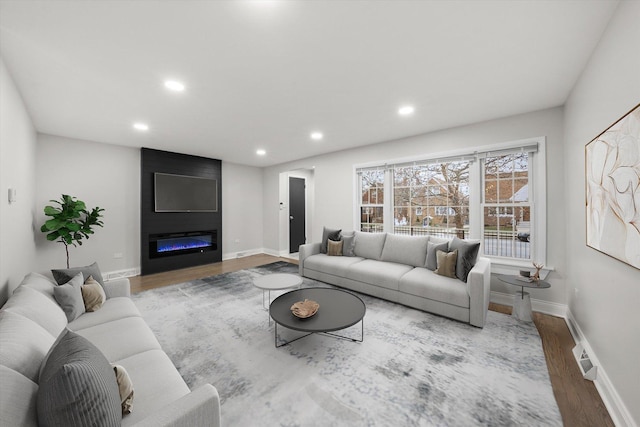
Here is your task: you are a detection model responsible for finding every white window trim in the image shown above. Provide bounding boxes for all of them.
[353,136,549,274]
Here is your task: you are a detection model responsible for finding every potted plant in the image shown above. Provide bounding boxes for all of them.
[40,194,105,268]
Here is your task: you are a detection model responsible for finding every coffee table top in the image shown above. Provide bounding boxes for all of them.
[253,273,303,291]
[270,288,366,333]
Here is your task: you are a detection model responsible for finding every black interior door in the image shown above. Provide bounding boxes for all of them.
[289,177,306,253]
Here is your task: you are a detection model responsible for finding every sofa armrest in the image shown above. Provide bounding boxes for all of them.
[103,278,131,299]
[131,384,221,427]
[299,243,321,276]
[467,257,491,328]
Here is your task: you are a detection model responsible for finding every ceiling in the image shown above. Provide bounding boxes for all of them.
[0,0,619,167]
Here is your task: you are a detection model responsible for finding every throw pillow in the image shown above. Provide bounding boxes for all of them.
[341,232,356,257]
[435,249,458,278]
[320,227,342,254]
[82,275,106,312]
[426,241,449,271]
[112,364,134,415]
[52,261,105,288]
[448,237,481,282]
[38,329,121,426]
[53,273,85,322]
[327,239,344,256]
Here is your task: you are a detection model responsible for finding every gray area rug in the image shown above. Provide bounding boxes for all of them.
[132,262,562,426]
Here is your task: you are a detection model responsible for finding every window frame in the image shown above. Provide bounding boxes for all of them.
[353,137,547,271]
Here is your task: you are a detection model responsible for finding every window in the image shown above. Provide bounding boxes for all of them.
[482,153,531,260]
[355,138,546,266]
[359,169,384,232]
[392,161,470,239]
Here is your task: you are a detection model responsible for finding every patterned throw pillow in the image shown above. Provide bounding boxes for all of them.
[435,249,458,278]
[327,239,344,256]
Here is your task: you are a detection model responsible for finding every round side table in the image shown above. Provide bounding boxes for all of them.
[496,274,550,322]
[253,273,303,324]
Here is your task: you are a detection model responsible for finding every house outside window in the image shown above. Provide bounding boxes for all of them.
[482,153,532,260]
[355,137,546,267]
[359,169,384,232]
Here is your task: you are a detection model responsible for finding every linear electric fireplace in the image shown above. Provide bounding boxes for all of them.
[149,230,217,259]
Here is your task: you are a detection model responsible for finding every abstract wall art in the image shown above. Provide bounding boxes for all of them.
[585,103,640,270]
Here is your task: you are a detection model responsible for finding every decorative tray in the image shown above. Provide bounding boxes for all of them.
[290,299,319,318]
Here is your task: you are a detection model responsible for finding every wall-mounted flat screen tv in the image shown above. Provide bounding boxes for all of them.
[154,173,218,212]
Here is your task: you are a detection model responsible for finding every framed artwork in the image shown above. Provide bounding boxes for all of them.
[585,103,640,270]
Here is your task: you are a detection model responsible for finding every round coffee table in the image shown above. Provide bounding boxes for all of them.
[270,287,366,348]
[496,274,551,321]
[253,273,303,310]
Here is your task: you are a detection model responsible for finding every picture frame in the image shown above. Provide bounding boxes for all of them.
[585,103,640,270]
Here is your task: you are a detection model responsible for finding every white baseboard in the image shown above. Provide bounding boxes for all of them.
[565,310,636,427]
[222,248,265,260]
[104,267,140,281]
[490,290,567,318]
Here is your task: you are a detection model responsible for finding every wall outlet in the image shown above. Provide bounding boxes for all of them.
[113,252,123,259]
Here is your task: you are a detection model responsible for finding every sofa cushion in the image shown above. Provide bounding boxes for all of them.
[327,239,343,256]
[399,268,470,308]
[3,286,67,338]
[320,227,342,254]
[68,297,142,331]
[52,261,105,287]
[380,233,429,267]
[304,254,365,277]
[113,364,134,415]
[74,317,161,362]
[117,350,190,427]
[82,276,107,312]
[53,272,86,322]
[353,231,387,260]
[449,237,481,282]
[38,329,121,427]
[18,272,57,302]
[426,241,449,271]
[435,249,458,278]
[0,366,38,427]
[0,311,55,382]
[341,232,356,257]
[346,259,413,291]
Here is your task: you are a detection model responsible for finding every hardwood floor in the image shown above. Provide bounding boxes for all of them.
[129,254,614,427]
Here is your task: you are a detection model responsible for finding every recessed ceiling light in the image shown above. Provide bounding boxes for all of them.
[398,105,415,116]
[133,123,149,131]
[256,149,266,156]
[310,132,323,141]
[164,80,185,92]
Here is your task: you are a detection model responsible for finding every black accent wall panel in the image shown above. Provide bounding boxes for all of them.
[141,148,222,275]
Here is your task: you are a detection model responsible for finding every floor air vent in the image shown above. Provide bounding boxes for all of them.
[572,343,597,381]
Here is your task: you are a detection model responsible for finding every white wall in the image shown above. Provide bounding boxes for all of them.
[221,161,264,258]
[0,57,38,305]
[35,134,141,274]
[563,1,640,425]
[263,107,566,305]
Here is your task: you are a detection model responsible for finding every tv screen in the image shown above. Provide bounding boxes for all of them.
[154,173,218,212]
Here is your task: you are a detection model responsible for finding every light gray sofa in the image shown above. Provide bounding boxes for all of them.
[299,232,491,327]
[0,272,220,426]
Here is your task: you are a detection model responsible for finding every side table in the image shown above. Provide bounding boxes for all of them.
[253,273,303,324]
[496,274,551,322]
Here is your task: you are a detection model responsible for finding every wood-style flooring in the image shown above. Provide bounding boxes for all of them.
[129,254,614,427]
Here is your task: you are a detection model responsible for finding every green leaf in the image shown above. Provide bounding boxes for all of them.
[44,205,61,216]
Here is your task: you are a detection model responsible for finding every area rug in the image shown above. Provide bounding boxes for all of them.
[132,262,562,426]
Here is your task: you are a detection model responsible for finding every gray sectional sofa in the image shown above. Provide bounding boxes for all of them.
[0,272,220,426]
[299,231,491,327]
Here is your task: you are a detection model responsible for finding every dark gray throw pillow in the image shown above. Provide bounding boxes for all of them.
[426,241,448,271]
[38,329,121,427]
[52,261,105,287]
[448,237,481,282]
[321,227,342,254]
